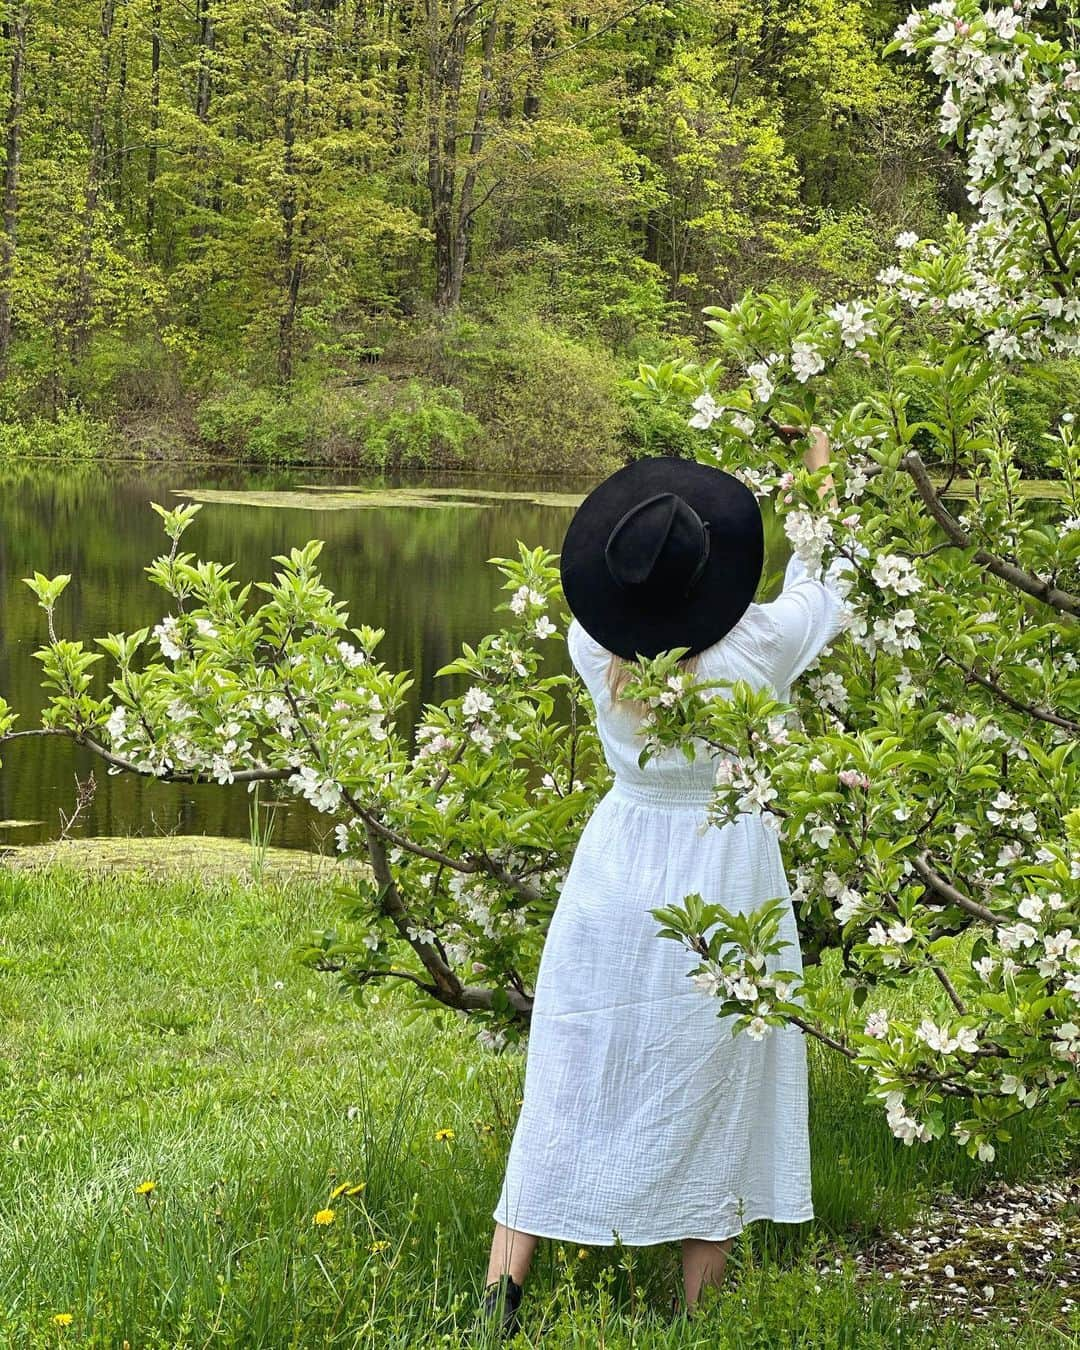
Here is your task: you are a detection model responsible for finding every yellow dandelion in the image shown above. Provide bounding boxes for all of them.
[346,1182,366,1195]
[434,1127,455,1142]
[135,1180,156,1196]
[578,1248,589,1260]
[515,1097,523,1106]
[369,1239,390,1254]
[313,1208,336,1226]
[329,1182,351,1200]
[52,1313,74,1328]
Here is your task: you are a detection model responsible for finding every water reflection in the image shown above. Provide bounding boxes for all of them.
[5,460,1024,848]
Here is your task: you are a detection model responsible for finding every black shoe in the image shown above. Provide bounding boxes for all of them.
[670,1293,694,1322]
[480,1272,523,1339]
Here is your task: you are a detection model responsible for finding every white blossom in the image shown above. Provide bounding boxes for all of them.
[791,342,826,382]
[462,686,494,718]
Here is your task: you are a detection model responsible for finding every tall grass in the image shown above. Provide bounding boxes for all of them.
[0,865,1076,1347]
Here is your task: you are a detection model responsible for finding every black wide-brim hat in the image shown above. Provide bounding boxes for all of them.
[560,456,764,661]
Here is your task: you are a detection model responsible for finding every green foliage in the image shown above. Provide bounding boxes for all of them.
[344,378,483,472]
[420,316,629,474]
[0,410,113,461]
[0,0,950,462]
[621,398,702,460]
[194,380,330,465]
[1002,364,1080,473]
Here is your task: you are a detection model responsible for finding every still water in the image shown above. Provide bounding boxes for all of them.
[0,462,788,848]
[6,461,1056,851]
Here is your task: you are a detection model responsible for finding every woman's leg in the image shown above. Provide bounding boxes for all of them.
[485,1223,539,1286]
[680,1236,735,1307]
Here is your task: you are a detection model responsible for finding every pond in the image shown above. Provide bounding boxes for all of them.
[0,462,1058,850]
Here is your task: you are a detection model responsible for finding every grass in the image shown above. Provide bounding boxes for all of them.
[0,862,1077,1348]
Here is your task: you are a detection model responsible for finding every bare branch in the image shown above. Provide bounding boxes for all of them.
[0,726,296,784]
[929,962,967,1016]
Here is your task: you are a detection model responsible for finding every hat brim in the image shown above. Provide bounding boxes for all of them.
[559,457,764,661]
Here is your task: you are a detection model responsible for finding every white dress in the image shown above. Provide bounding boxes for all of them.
[492,550,855,1246]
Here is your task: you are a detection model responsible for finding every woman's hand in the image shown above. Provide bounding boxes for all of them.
[773,423,836,505]
[775,424,836,506]
[774,422,830,463]
[802,426,831,473]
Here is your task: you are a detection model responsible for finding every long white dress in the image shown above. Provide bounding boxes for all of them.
[492,550,856,1246]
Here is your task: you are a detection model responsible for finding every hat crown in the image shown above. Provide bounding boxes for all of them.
[603,491,710,604]
[558,455,763,661]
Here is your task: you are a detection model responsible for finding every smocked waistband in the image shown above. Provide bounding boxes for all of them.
[607,779,716,810]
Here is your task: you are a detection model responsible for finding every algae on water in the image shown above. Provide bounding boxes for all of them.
[171,486,587,511]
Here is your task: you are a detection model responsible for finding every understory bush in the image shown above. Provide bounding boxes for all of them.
[0,409,113,460]
[409,314,629,474]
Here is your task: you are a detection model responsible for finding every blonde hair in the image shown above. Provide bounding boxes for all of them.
[605,650,704,720]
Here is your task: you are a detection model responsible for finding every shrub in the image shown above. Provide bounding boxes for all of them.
[343,378,483,471]
[413,315,628,475]
[194,380,330,464]
[0,410,113,460]
[1002,363,1080,474]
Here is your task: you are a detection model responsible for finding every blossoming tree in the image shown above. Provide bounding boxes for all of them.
[1,0,1078,1163]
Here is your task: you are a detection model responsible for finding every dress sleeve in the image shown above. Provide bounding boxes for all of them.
[566,617,611,698]
[758,546,864,694]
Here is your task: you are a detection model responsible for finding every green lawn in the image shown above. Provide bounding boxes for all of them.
[0,862,1077,1348]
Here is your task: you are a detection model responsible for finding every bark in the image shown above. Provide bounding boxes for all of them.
[902,451,1080,618]
[428,0,499,311]
[113,0,128,211]
[277,4,306,383]
[0,2,28,377]
[69,0,115,361]
[192,0,216,235]
[145,0,162,243]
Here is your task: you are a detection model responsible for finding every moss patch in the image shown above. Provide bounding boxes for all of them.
[823,1174,1080,1332]
[296,484,588,507]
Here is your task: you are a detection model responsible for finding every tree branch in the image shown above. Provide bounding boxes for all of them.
[901,451,1080,617]
[929,962,967,1016]
[940,650,1080,735]
[0,726,297,784]
[911,852,1001,925]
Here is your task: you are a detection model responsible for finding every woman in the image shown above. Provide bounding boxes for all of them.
[479,430,854,1336]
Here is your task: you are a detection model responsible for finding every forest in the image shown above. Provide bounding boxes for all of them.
[5,0,1070,473]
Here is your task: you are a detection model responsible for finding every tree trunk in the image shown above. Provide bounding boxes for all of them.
[113,0,128,212]
[277,7,304,384]
[0,2,29,378]
[69,0,115,361]
[145,0,162,243]
[192,0,216,237]
[428,0,499,312]
[448,7,497,308]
